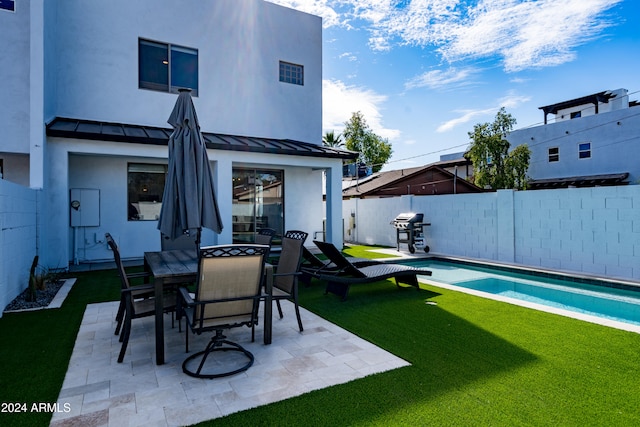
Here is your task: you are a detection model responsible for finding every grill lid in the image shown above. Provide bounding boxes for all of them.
[391,212,424,228]
[392,212,423,222]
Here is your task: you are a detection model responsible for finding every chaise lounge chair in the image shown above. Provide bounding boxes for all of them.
[300,246,381,286]
[308,240,432,301]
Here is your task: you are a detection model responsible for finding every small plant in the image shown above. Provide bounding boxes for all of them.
[25,255,65,302]
[26,255,39,302]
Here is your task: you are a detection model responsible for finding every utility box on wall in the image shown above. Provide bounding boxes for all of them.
[70,188,100,227]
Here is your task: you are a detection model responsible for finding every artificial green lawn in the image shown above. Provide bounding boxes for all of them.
[1,247,639,426]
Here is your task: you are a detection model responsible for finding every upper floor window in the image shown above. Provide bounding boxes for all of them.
[570,111,581,119]
[139,39,198,96]
[279,61,303,86]
[578,142,591,159]
[548,147,559,162]
[0,1,15,12]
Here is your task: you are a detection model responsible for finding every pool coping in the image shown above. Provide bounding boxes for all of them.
[396,254,640,293]
[420,277,640,335]
[386,254,640,334]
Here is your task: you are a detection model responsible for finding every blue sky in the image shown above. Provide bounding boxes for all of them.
[268,0,639,171]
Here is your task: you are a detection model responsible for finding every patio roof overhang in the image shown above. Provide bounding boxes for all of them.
[527,172,629,189]
[46,117,358,161]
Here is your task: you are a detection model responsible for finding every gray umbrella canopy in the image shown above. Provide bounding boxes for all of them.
[158,89,223,244]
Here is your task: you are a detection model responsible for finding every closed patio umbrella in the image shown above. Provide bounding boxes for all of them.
[158,89,223,250]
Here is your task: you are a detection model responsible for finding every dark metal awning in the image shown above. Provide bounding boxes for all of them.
[528,173,629,189]
[46,117,358,160]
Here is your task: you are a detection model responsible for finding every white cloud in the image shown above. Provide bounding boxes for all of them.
[322,79,401,140]
[270,0,623,72]
[437,108,494,133]
[437,93,530,132]
[405,67,479,90]
[339,52,358,62]
[439,0,623,71]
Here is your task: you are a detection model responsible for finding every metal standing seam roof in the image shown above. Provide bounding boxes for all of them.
[46,117,358,160]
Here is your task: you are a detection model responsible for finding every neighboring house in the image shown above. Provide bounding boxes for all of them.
[0,0,355,269]
[508,89,640,189]
[342,155,484,199]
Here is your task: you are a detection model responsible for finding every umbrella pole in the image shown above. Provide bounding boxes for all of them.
[195,228,201,259]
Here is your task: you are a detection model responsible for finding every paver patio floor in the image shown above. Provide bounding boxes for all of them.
[50,300,409,426]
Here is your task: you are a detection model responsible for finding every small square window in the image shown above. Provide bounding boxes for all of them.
[548,147,559,162]
[570,111,581,119]
[579,142,591,159]
[139,39,198,95]
[279,61,303,85]
[0,0,15,12]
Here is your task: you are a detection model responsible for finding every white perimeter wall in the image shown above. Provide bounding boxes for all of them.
[343,186,640,281]
[0,180,38,317]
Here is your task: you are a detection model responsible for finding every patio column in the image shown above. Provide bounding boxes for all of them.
[325,163,343,245]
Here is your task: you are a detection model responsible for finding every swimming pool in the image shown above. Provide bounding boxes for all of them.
[400,257,640,332]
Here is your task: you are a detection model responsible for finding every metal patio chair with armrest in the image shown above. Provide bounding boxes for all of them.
[106,232,154,336]
[105,233,177,363]
[255,228,277,261]
[178,244,268,379]
[270,230,308,332]
[309,240,433,301]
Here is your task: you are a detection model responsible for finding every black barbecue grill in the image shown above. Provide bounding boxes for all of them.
[391,212,430,253]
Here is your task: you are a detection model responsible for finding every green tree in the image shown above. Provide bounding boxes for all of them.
[343,111,392,173]
[466,107,531,190]
[322,131,344,148]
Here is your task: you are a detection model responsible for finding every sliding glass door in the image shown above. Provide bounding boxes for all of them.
[232,168,283,243]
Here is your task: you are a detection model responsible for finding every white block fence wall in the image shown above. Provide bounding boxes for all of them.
[0,179,38,316]
[342,186,640,281]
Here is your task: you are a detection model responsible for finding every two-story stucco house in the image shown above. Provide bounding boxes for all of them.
[508,88,640,189]
[0,0,355,270]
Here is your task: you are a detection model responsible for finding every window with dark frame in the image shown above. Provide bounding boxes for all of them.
[579,142,591,159]
[279,61,303,85]
[0,1,15,12]
[127,163,167,221]
[139,39,198,96]
[548,147,559,162]
[570,111,581,119]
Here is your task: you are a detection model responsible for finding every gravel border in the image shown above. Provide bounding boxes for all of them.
[3,279,76,313]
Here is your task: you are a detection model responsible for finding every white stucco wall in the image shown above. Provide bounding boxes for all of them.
[343,186,640,282]
[50,0,322,144]
[0,1,31,154]
[0,179,38,316]
[48,137,336,265]
[508,106,640,184]
[2,1,341,270]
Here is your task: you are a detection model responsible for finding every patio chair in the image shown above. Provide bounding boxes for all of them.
[256,228,277,243]
[178,244,268,379]
[309,240,433,301]
[270,230,308,332]
[105,233,176,363]
[256,228,277,261]
[300,246,382,285]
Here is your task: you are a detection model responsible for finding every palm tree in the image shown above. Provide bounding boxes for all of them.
[322,131,344,148]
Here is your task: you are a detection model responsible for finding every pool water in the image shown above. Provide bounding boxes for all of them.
[401,258,640,328]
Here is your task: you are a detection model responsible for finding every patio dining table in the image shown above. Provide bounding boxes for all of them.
[144,249,273,365]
